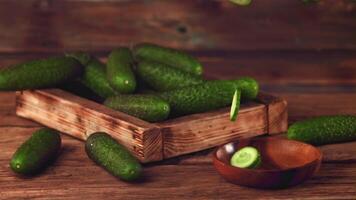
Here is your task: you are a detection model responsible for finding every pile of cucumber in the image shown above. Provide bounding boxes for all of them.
[70,43,260,122]
[0,43,259,122]
[4,43,259,181]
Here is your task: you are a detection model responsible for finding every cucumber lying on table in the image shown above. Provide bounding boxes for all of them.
[10,128,62,175]
[288,115,356,145]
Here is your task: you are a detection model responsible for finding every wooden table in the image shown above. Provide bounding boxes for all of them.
[1,1,356,199]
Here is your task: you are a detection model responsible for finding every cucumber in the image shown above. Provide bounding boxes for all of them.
[66,52,118,98]
[136,60,204,91]
[104,94,170,122]
[159,78,258,116]
[230,146,261,169]
[230,89,241,122]
[107,48,136,94]
[85,132,142,181]
[65,52,91,66]
[133,43,203,76]
[230,0,252,6]
[231,77,259,101]
[287,115,356,145]
[60,80,104,103]
[10,128,61,175]
[0,56,83,91]
[82,57,118,98]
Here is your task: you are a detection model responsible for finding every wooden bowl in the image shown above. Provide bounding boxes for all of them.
[213,137,322,189]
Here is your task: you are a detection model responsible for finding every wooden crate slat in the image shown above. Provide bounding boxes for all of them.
[160,103,268,159]
[257,93,288,134]
[16,89,163,163]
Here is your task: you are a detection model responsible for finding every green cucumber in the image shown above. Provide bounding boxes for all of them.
[65,52,91,66]
[287,115,356,145]
[85,132,142,181]
[231,77,259,101]
[66,52,118,98]
[136,60,204,91]
[10,128,61,175]
[159,78,258,116]
[133,43,203,76]
[107,48,136,94]
[230,146,261,169]
[60,80,104,103]
[302,0,319,4]
[230,89,241,122]
[104,95,170,122]
[83,57,118,98]
[0,56,83,91]
[230,0,252,6]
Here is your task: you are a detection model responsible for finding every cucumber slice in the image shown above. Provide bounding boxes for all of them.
[230,0,252,6]
[230,146,261,169]
[230,89,241,122]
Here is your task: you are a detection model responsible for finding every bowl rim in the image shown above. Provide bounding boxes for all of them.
[213,137,323,173]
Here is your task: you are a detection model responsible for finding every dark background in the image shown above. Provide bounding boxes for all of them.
[0,0,356,199]
[1,0,355,98]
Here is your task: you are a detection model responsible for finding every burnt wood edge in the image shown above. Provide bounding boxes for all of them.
[15,89,164,163]
[257,92,288,134]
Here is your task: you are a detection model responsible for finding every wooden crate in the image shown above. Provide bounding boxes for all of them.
[15,89,287,163]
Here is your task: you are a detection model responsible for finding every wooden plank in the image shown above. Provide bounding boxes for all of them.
[1,163,355,199]
[0,0,356,53]
[277,93,356,123]
[15,89,163,162]
[200,50,356,85]
[257,93,288,134]
[320,141,356,163]
[0,125,355,200]
[159,103,268,159]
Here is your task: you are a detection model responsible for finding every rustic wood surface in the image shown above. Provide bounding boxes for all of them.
[1,0,356,199]
[16,89,163,163]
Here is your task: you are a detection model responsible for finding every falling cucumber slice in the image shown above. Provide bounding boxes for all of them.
[302,0,319,4]
[230,0,252,6]
[230,89,241,122]
[230,146,261,169]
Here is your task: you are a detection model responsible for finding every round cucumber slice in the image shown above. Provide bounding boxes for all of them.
[230,146,261,169]
[230,0,252,6]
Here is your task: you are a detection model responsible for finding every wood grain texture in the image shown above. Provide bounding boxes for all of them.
[257,93,288,134]
[0,0,355,53]
[160,103,268,159]
[15,89,163,162]
[0,128,356,199]
[15,89,287,162]
[278,93,356,124]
